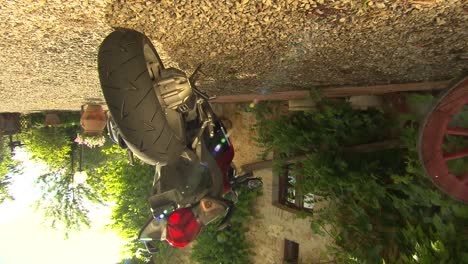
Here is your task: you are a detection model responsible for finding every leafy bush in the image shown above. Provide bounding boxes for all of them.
[95,146,182,263]
[254,99,468,263]
[255,100,391,160]
[190,187,261,264]
[94,146,155,256]
[21,126,73,169]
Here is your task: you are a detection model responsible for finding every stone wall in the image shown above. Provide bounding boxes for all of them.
[246,169,333,264]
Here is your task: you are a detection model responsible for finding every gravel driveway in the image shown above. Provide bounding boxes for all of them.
[0,0,466,112]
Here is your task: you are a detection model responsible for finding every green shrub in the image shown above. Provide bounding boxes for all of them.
[190,187,261,264]
[21,126,73,169]
[254,99,468,263]
[95,146,154,255]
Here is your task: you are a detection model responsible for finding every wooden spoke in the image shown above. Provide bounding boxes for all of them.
[443,147,468,161]
[447,127,468,137]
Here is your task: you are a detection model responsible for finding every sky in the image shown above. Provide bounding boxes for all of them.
[0,149,125,264]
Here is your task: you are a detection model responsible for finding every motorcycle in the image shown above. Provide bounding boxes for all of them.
[97,29,262,252]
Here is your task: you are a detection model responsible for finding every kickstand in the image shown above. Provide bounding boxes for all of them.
[127,149,135,166]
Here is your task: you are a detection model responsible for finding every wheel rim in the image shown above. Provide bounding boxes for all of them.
[143,42,162,80]
[106,113,119,144]
[419,77,468,203]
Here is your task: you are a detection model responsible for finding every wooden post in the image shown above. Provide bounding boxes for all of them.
[241,155,308,172]
[210,80,450,103]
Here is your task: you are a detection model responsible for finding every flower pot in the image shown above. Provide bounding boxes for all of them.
[80,104,106,136]
[44,113,60,126]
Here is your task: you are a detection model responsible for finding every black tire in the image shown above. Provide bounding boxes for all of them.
[98,29,185,165]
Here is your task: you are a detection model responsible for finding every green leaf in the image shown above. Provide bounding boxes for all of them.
[451,204,468,219]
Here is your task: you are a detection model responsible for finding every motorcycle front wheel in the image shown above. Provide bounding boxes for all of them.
[98,29,185,165]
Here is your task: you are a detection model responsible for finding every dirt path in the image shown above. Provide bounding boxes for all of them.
[0,0,466,112]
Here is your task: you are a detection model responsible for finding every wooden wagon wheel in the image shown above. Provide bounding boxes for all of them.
[419,77,468,203]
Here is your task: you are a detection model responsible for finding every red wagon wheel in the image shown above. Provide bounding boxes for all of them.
[419,77,468,203]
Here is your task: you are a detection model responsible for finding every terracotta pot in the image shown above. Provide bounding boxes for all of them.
[45,113,60,126]
[80,105,107,136]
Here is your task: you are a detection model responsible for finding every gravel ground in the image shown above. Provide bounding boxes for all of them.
[0,0,112,112]
[0,0,466,112]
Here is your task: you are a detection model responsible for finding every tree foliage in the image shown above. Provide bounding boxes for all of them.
[35,169,103,238]
[0,136,22,203]
[16,112,179,262]
[31,141,127,238]
[0,172,12,204]
[19,112,106,235]
[18,112,165,260]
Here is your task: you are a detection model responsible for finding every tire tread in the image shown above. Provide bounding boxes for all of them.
[98,29,184,165]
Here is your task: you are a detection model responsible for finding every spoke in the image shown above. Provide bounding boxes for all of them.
[447,127,468,136]
[443,147,468,161]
